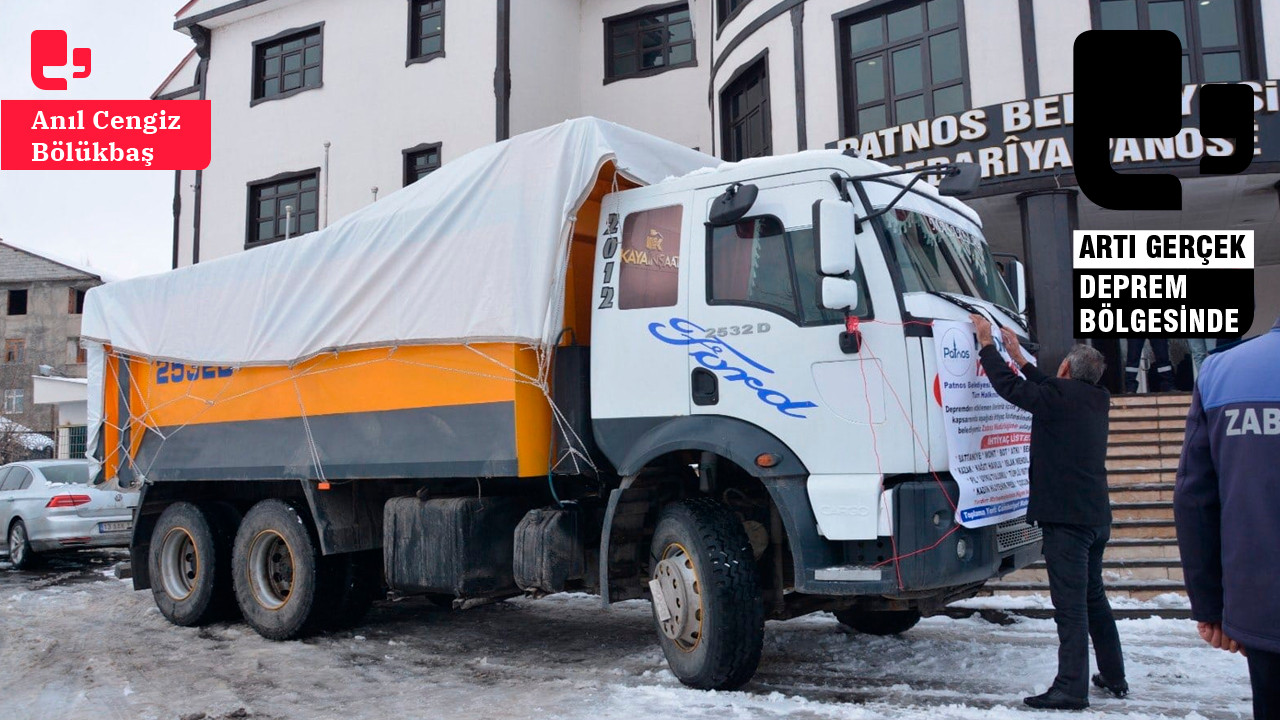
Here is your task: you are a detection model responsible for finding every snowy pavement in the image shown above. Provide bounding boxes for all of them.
[0,551,1254,720]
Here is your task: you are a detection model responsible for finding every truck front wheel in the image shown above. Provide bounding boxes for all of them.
[232,500,328,640]
[648,498,764,690]
[149,502,236,626]
[834,608,922,636]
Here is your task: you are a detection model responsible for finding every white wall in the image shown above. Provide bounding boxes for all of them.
[1263,0,1280,78]
[194,0,497,263]
[964,0,1025,107]
[713,12,798,155]
[1033,0,1091,96]
[511,0,583,134]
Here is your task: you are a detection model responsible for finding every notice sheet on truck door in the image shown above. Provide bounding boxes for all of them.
[932,319,1033,528]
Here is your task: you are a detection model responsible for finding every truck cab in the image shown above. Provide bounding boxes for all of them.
[585,151,1040,684]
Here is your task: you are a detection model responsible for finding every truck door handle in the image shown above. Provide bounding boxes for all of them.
[691,368,718,406]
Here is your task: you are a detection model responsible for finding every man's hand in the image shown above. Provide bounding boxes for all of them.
[970,314,994,347]
[1001,327,1028,366]
[1198,621,1246,654]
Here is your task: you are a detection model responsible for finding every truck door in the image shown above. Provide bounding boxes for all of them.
[684,179,917,508]
[590,192,693,426]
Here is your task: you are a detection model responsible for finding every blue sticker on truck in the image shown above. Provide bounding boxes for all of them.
[155,362,234,384]
[648,317,817,419]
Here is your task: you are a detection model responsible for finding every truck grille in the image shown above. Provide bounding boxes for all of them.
[996,519,1042,553]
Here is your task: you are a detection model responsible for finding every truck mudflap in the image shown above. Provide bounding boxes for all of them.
[763,475,1041,597]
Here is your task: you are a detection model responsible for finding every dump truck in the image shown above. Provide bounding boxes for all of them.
[80,118,1041,690]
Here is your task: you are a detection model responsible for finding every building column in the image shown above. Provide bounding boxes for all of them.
[1017,188,1078,370]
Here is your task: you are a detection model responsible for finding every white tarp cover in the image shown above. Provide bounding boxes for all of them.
[81,118,718,366]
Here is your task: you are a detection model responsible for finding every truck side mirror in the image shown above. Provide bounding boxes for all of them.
[938,162,981,197]
[709,183,759,226]
[814,199,858,276]
[993,253,1029,314]
[821,277,861,311]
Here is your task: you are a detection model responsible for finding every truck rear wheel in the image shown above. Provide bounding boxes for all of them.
[834,608,922,636]
[648,498,764,690]
[318,550,383,630]
[232,500,329,640]
[149,502,236,626]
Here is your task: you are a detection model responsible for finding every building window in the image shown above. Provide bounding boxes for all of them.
[604,3,696,83]
[618,205,683,309]
[4,339,24,364]
[4,389,24,414]
[7,289,27,316]
[403,143,442,186]
[717,0,752,30]
[408,0,445,63]
[67,338,86,364]
[63,425,88,460]
[68,288,86,314]
[720,55,771,162]
[247,170,320,248]
[252,24,323,104]
[840,0,967,136]
[1094,0,1257,82]
[709,217,870,325]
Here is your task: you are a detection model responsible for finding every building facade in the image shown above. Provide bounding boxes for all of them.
[158,0,1280,357]
[0,242,102,460]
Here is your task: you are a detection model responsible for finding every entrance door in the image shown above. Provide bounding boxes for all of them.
[685,178,917,479]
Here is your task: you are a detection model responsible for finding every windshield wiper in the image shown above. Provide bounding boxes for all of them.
[926,291,1030,336]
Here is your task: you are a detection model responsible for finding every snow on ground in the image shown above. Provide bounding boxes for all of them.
[0,551,1253,720]
[951,593,1193,612]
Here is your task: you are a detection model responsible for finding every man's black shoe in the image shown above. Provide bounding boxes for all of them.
[1024,688,1089,711]
[1092,673,1129,698]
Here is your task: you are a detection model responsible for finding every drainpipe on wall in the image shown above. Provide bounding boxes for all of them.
[322,141,331,228]
[170,169,182,269]
[494,0,511,141]
[189,24,212,265]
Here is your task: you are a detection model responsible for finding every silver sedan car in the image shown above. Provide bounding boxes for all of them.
[0,460,138,569]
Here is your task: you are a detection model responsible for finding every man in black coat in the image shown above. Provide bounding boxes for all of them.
[970,315,1126,711]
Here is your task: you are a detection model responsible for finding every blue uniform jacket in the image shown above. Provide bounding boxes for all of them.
[1174,317,1280,653]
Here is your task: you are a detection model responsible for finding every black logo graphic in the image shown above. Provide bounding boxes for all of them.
[1074,30,1256,210]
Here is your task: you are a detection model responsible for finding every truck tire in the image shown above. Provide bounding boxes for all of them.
[232,499,331,640]
[834,608,922,636]
[318,550,383,630]
[649,497,764,690]
[149,502,236,626]
[7,519,37,570]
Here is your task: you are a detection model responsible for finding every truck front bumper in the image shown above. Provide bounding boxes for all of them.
[764,476,1041,598]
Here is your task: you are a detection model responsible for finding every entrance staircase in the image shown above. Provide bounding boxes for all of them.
[982,392,1191,602]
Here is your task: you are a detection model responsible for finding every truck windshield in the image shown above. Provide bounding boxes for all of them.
[877,208,1016,311]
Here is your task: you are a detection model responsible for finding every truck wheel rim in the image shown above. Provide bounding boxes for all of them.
[158,527,199,601]
[9,525,25,565]
[655,543,703,652]
[248,530,294,610]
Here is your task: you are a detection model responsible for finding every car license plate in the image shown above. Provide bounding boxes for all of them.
[99,521,131,533]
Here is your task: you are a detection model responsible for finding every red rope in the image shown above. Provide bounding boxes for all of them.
[873,525,961,569]
[853,325,965,588]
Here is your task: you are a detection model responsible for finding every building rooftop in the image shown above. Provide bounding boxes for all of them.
[0,240,105,285]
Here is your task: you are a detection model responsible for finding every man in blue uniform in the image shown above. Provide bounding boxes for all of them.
[1175,317,1280,720]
